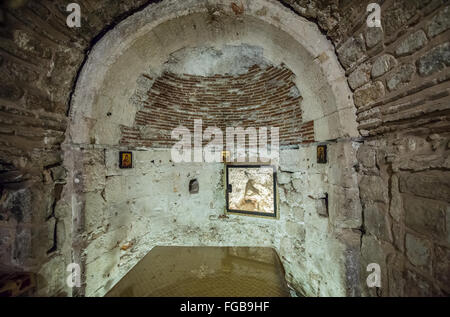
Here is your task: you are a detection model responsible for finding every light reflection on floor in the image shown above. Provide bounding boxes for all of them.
[106,246,291,297]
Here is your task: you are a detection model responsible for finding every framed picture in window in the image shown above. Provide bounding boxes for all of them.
[225,165,277,218]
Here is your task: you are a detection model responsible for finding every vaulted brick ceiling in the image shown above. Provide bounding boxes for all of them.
[121,64,315,148]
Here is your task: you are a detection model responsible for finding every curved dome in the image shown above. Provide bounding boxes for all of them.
[68,0,358,146]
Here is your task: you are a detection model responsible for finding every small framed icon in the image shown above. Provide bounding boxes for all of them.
[317,145,327,164]
[119,151,133,169]
[222,151,231,163]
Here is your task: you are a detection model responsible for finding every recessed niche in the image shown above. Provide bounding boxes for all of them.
[226,165,277,218]
[189,179,199,194]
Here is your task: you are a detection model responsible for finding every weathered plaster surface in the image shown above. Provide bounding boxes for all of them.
[63,0,361,297]
[79,145,360,297]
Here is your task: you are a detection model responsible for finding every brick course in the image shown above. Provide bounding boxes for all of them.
[120,64,314,148]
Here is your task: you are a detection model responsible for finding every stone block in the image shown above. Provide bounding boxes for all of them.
[404,194,447,240]
[277,172,291,185]
[290,206,304,222]
[291,178,303,192]
[285,221,305,241]
[388,265,405,296]
[447,206,450,244]
[361,235,392,293]
[0,187,33,224]
[56,220,66,251]
[13,30,52,59]
[326,141,359,188]
[329,186,362,229]
[405,233,431,269]
[44,217,56,252]
[13,226,33,267]
[47,48,83,104]
[395,30,428,56]
[383,2,418,36]
[0,226,13,266]
[81,150,106,192]
[416,42,450,76]
[391,221,405,252]
[36,255,68,297]
[84,192,107,233]
[389,175,403,222]
[50,166,67,183]
[357,144,376,168]
[279,150,303,172]
[405,269,433,296]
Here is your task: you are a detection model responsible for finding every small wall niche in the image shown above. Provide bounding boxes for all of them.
[189,179,199,194]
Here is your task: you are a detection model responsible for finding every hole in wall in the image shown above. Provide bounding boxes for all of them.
[189,179,199,194]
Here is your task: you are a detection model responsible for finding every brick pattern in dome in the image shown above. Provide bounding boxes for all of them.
[120,64,314,148]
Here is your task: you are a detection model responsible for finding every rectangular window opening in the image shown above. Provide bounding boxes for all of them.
[226,165,277,218]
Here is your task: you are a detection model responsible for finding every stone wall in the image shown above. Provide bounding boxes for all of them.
[357,134,450,296]
[328,0,450,296]
[282,0,450,297]
[0,0,448,297]
[277,141,361,297]
[0,0,152,296]
[66,0,360,297]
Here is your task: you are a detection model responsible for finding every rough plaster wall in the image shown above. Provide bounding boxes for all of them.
[81,145,359,297]
[120,60,313,148]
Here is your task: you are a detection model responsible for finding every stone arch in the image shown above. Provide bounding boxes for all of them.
[64,0,362,297]
[67,0,358,144]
